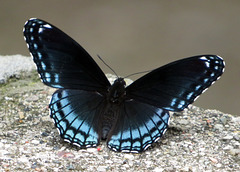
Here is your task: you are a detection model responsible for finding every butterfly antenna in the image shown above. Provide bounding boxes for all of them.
[124,69,152,78]
[97,55,119,78]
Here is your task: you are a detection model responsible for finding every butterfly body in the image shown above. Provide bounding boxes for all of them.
[100,78,126,139]
[24,18,224,153]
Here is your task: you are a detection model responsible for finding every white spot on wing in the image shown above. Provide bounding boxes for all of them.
[43,24,52,29]
[73,142,81,147]
[64,139,71,143]
[38,28,44,33]
[205,62,210,68]
[199,56,208,61]
[144,144,151,150]
[29,18,37,21]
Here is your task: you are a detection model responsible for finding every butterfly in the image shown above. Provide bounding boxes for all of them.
[23,18,225,153]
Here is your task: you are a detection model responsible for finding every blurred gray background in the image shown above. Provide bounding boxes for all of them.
[0,1,239,115]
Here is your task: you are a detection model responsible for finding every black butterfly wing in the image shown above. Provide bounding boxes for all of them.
[49,89,105,147]
[23,18,110,91]
[126,55,225,112]
[24,18,111,148]
[107,100,169,153]
[107,55,224,152]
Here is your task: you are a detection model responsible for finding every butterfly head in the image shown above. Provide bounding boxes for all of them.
[107,78,126,104]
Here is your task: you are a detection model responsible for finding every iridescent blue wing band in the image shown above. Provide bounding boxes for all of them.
[107,100,169,153]
[49,89,104,147]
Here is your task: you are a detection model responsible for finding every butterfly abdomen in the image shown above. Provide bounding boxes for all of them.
[101,107,118,140]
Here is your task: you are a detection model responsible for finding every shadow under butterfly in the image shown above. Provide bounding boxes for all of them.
[23,18,225,153]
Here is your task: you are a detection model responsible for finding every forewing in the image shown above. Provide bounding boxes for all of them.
[23,18,110,91]
[107,100,169,153]
[126,55,224,111]
[49,89,105,148]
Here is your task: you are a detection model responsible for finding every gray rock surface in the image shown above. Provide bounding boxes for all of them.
[0,55,35,84]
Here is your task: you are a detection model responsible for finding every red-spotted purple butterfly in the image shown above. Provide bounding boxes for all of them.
[23,18,225,153]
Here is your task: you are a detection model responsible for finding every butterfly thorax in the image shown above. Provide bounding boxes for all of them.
[107,78,126,105]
